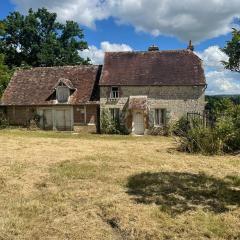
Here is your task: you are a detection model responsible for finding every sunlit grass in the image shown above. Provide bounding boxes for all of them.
[0,129,239,239]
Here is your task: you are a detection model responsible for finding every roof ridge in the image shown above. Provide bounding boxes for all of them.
[105,49,192,54]
[16,65,100,71]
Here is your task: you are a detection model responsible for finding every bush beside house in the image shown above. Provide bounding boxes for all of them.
[176,104,240,155]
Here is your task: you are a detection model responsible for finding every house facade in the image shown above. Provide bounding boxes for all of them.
[0,46,206,134]
[0,66,101,131]
[99,49,206,135]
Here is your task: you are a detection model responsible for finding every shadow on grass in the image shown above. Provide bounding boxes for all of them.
[127,172,240,215]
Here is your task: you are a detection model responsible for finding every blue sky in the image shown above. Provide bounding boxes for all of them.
[1,0,240,95]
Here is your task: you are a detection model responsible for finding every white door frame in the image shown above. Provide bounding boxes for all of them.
[132,110,145,135]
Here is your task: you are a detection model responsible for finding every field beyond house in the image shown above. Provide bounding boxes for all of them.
[0,129,239,240]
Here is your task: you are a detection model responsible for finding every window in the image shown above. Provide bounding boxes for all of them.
[110,108,120,121]
[56,86,70,103]
[110,87,119,99]
[155,109,166,126]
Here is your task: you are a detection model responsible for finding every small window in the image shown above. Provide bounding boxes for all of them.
[110,87,119,99]
[110,108,120,121]
[57,86,70,103]
[155,109,166,126]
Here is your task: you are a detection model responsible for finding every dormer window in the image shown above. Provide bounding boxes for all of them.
[56,86,70,103]
[110,87,119,99]
[46,78,75,103]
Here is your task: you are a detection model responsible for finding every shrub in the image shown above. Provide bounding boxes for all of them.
[216,106,240,152]
[100,108,121,134]
[0,114,9,129]
[178,126,224,155]
[177,105,240,155]
[172,116,190,136]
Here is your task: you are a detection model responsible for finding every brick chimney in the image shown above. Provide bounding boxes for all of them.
[148,45,159,51]
[187,40,194,51]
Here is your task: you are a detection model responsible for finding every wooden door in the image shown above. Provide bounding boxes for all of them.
[43,109,53,130]
[133,111,144,135]
[55,109,72,131]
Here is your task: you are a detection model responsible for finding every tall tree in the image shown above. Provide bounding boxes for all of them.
[0,8,89,68]
[222,28,240,72]
[0,54,13,96]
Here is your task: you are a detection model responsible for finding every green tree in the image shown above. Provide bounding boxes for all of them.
[222,28,240,72]
[0,8,89,68]
[206,96,235,117]
[0,54,13,96]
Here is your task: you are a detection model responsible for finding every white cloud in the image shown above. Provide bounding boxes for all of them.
[197,46,240,95]
[196,46,228,70]
[11,0,240,42]
[206,70,240,95]
[80,41,132,64]
[11,0,110,28]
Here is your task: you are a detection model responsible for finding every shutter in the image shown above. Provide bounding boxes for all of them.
[165,110,171,124]
[119,109,125,125]
[106,87,111,99]
[148,109,155,128]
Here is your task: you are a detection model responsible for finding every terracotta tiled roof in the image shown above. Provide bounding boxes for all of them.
[53,78,76,90]
[100,50,206,86]
[128,96,148,110]
[1,65,101,106]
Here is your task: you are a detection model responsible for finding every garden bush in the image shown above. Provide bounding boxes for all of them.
[177,121,224,155]
[100,109,122,134]
[177,105,240,155]
[0,114,9,129]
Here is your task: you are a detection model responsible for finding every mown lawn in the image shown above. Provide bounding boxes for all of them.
[0,129,239,239]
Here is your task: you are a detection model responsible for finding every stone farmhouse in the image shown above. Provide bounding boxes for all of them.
[0,45,206,135]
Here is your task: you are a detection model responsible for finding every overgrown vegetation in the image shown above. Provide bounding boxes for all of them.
[100,108,128,134]
[175,100,240,155]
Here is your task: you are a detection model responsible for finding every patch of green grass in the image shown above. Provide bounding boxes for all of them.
[195,212,230,238]
[50,161,111,184]
[226,175,240,187]
[0,128,162,142]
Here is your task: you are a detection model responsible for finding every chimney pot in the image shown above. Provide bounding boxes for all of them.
[148,45,159,51]
[187,40,194,51]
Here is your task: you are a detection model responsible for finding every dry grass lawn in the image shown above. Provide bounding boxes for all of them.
[0,128,239,240]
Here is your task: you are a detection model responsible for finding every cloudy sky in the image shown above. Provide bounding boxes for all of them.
[1,0,240,95]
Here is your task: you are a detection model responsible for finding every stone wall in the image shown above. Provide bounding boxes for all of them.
[5,105,98,130]
[100,85,206,123]
[6,106,36,126]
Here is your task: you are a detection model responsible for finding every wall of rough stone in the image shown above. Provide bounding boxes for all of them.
[6,106,36,126]
[100,85,206,122]
[5,105,98,129]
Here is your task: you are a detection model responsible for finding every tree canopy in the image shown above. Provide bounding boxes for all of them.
[0,8,89,68]
[0,54,13,97]
[222,28,240,72]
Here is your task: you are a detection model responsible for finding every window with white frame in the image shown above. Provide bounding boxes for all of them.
[155,109,166,126]
[56,86,70,103]
[110,87,119,99]
[110,108,120,121]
